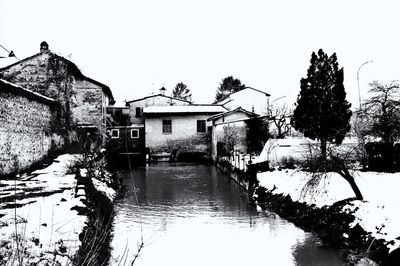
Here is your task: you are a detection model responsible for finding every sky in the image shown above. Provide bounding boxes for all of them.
[1,0,400,108]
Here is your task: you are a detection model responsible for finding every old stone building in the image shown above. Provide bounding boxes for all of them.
[0,41,114,146]
[0,79,62,175]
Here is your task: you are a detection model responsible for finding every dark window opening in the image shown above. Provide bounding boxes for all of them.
[131,129,139,139]
[135,107,142,118]
[111,129,119,138]
[163,120,172,134]
[197,120,206,133]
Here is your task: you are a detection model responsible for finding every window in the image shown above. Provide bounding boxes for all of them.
[135,107,142,118]
[131,129,139,139]
[163,120,172,134]
[111,129,119,139]
[197,120,206,133]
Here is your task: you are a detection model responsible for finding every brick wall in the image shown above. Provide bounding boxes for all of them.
[0,81,62,175]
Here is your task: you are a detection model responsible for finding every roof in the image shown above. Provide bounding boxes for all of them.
[214,86,270,104]
[107,101,129,108]
[0,78,56,105]
[143,105,226,114]
[207,107,259,121]
[0,50,114,103]
[83,76,114,103]
[245,86,271,97]
[0,56,19,69]
[126,94,191,104]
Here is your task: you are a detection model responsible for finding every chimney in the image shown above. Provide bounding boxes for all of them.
[40,41,49,52]
[159,87,166,96]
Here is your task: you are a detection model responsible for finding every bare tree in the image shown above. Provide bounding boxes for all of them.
[362,80,400,171]
[268,102,292,139]
[301,144,363,200]
[222,124,238,153]
[352,110,371,169]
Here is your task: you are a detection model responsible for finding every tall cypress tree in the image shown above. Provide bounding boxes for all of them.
[292,49,352,158]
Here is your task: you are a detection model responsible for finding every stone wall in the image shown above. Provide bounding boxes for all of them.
[0,80,61,175]
[73,80,108,130]
[0,47,113,138]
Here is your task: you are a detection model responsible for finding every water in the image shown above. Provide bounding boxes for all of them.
[110,163,345,265]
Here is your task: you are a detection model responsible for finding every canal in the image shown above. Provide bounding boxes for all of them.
[110,163,345,265]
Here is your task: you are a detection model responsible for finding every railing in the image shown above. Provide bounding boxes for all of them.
[219,151,256,172]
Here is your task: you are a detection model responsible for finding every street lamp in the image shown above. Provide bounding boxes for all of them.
[357,60,373,109]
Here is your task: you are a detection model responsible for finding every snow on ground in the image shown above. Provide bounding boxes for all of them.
[92,178,116,201]
[0,154,87,265]
[257,169,400,252]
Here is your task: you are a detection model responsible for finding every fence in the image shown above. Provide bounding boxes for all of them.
[219,151,257,172]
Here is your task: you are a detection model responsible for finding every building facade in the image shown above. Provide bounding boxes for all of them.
[0,42,114,145]
[143,105,226,158]
[215,87,270,115]
[126,90,191,125]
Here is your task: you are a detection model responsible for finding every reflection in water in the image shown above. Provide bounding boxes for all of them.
[292,236,344,266]
[110,163,344,265]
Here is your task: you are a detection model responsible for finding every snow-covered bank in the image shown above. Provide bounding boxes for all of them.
[257,169,400,253]
[0,154,86,265]
[0,153,118,265]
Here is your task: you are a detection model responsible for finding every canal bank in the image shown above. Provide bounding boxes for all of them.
[0,154,119,265]
[215,159,249,190]
[215,158,398,265]
[72,167,118,266]
[217,156,400,265]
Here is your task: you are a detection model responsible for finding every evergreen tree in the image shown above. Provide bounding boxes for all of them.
[215,76,246,102]
[292,49,352,158]
[172,82,192,102]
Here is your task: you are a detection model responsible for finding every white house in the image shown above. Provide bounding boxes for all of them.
[215,87,270,115]
[143,105,226,158]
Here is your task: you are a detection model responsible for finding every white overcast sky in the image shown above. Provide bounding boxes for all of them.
[1,0,400,107]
